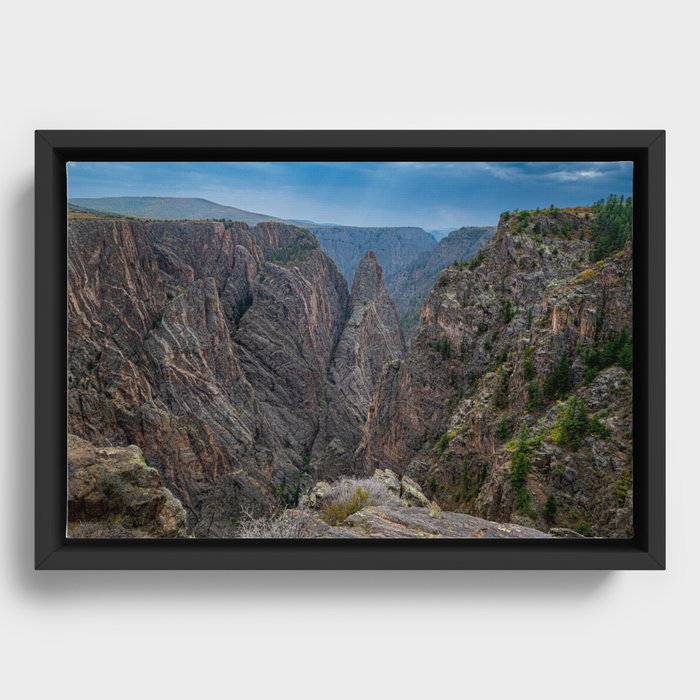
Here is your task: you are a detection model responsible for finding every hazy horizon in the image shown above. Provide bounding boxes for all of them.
[67,161,633,229]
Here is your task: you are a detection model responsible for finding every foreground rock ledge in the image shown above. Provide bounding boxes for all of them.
[248,469,551,539]
[67,434,189,538]
[287,506,551,539]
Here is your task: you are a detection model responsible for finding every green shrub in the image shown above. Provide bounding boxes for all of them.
[590,194,632,262]
[502,299,514,324]
[510,428,538,517]
[510,427,531,491]
[268,231,316,266]
[544,494,558,524]
[612,470,632,505]
[575,520,592,537]
[468,250,486,270]
[460,464,470,497]
[589,414,611,439]
[544,353,571,400]
[582,328,633,376]
[523,352,535,380]
[321,486,369,525]
[276,476,300,508]
[550,395,589,450]
[435,336,452,360]
[492,368,509,409]
[527,381,545,411]
[435,432,451,455]
[496,416,511,440]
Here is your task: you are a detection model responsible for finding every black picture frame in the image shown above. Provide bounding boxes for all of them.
[35,130,665,570]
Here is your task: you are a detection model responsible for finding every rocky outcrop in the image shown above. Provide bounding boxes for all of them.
[386,226,495,333]
[67,434,189,538]
[68,218,349,535]
[310,225,436,287]
[239,469,550,539]
[310,251,405,478]
[360,207,633,537]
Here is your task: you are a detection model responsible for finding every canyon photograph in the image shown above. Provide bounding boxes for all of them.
[66,161,634,539]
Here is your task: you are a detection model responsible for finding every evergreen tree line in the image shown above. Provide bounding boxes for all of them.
[591,194,632,261]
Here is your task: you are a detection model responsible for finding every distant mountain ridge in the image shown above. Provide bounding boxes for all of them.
[387,226,495,332]
[70,196,443,294]
[309,225,437,287]
[69,196,283,226]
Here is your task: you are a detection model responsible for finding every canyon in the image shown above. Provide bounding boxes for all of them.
[67,198,633,539]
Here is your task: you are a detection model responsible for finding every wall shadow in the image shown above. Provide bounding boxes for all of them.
[9,181,613,604]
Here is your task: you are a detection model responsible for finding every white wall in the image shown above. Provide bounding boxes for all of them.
[1,2,694,698]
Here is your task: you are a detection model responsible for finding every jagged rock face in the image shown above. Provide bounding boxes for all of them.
[68,218,349,535]
[386,226,495,333]
[310,251,405,478]
[67,434,189,538]
[361,208,633,537]
[310,225,436,287]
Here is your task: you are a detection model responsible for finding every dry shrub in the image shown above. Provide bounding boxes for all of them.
[322,486,369,525]
[323,478,394,507]
[235,510,311,539]
[320,477,396,525]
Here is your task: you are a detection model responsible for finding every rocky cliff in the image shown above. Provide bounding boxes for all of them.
[310,251,405,478]
[68,218,351,535]
[386,226,495,333]
[360,206,633,537]
[310,225,436,287]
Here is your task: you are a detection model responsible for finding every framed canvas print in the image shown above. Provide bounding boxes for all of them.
[35,131,665,569]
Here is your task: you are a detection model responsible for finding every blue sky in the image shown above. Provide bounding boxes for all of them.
[67,161,633,229]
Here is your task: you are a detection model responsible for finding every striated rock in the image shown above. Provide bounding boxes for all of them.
[68,218,350,535]
[67,434,189,538]
[311,251,405,478]
[334,506,550,539]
